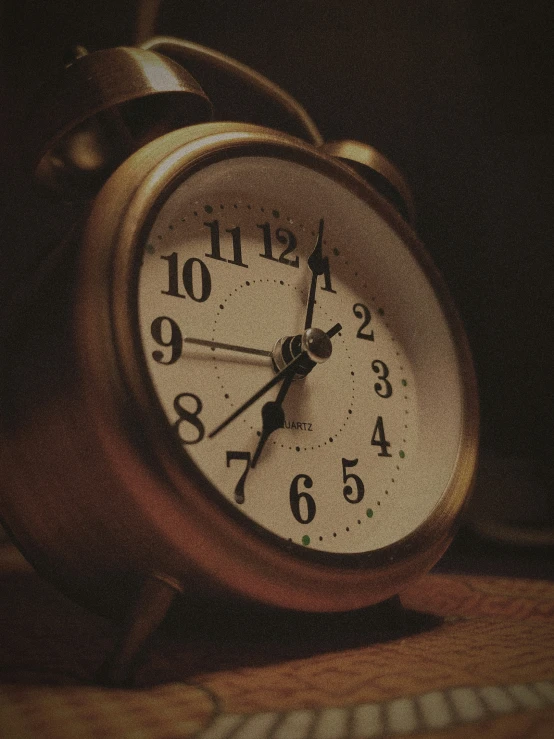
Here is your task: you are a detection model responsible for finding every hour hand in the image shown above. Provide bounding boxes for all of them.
[251,369,295,468]
[251,401,285,468]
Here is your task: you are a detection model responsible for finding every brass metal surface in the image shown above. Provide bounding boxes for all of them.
[321,139,416,224]
[142,36,324,146]
[85,124,478,612]
[0,123,478,618]
[27,46,212,196]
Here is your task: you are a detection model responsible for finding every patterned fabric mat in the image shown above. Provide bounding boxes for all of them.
[0,546,553,738]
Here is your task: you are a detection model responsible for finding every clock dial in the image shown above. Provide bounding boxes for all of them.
[137,154,464,556]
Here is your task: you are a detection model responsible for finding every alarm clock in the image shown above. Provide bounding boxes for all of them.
[0,36,478,683]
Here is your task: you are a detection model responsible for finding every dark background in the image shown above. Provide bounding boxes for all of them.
[1,1,552,554]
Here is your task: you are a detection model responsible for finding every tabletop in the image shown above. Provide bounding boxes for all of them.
[0,535,553,739]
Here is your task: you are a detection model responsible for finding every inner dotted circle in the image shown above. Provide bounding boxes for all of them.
[212,278,355,453]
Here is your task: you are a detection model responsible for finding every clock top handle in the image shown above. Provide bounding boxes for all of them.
[142,36,324,147]
[24,34,413,222]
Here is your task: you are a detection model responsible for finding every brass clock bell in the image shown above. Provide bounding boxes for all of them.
[0,35,478,685]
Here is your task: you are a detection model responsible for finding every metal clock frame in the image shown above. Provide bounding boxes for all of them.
[72,122,479,615]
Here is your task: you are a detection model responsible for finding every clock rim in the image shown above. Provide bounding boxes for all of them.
[78,123,479,612]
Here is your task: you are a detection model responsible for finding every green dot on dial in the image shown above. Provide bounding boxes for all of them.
[302,535,310,546]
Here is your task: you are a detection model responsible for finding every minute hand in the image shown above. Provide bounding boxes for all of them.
[304,218,327,330]
[184,337,272,357]
[208,322,342,439]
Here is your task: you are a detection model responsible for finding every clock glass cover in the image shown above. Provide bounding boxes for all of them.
[137,153,464,558]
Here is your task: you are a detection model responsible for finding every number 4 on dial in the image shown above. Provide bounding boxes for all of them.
[371,416,392,457]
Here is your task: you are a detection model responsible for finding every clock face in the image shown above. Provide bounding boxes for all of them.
[137,153,464,557]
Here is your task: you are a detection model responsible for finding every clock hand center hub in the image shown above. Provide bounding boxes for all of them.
[302,327,333,363]
[272,327,333,379]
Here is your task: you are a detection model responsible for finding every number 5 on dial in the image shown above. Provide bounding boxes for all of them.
[342,458,365,503]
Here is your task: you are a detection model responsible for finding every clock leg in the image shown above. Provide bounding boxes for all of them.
[98,572,184,686]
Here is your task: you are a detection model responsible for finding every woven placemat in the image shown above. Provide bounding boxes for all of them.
[0,547,553,738]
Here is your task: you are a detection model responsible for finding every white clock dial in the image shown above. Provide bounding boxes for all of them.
[138,155,464,555]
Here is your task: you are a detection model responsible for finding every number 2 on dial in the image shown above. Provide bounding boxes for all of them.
[353,303,374,341]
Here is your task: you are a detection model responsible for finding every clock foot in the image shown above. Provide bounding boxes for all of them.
[98,573,184,687]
